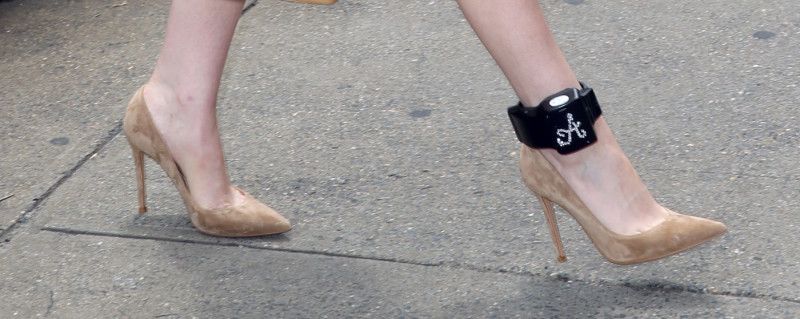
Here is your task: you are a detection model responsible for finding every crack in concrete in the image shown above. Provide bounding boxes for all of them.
[44,290,54,317]
[0,0,261,244]
[242,0,259,15]
[41,225,800,305]
[41,226,443,267]
[0,121,124,240]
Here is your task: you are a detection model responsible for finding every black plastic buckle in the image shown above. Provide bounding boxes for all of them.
[508,83,602,154]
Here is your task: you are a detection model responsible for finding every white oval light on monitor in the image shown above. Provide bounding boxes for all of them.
[549,95,569,107]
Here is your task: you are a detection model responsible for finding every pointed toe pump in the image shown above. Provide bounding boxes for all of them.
[123,87,291,237]
[508,83,726,264]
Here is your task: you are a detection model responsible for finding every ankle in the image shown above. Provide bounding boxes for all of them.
[528,117,667,235]
[139,83,234,211]
[539,134,615,175]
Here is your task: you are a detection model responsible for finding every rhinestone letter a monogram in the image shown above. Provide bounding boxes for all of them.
[556,113,587,147]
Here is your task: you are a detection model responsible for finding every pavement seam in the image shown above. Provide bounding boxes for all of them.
[40,225,800,305]
[242,0,259,15]
[40,225,443,267]
[0,0,261,240]
[0,121,124,240]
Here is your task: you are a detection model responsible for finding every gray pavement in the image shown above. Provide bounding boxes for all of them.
[1,0,798,317]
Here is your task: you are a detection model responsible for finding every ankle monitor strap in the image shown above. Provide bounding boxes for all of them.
[508,82,603,154]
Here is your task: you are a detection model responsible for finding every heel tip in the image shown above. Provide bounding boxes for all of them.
[139,207,147,213]
[557,256,567,263]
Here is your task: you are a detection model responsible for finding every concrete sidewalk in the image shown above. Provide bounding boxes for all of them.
[1,0,798,317]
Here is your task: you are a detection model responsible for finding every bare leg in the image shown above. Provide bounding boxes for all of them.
[143,0,245,210]
[457,0,665,235]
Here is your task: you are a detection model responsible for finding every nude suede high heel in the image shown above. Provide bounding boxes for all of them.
[519,145,726,265]
[508,83,726,264]
[123,87,291,237]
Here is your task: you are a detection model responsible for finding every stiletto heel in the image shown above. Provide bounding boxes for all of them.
[123,86,291,237]
[510,83,726,264]
[536,195,566,262]
[132,146,147,213]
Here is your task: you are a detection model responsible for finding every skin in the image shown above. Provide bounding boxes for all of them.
[144,0,245,210]
[456,0,665,235]
[143,0,666,235]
